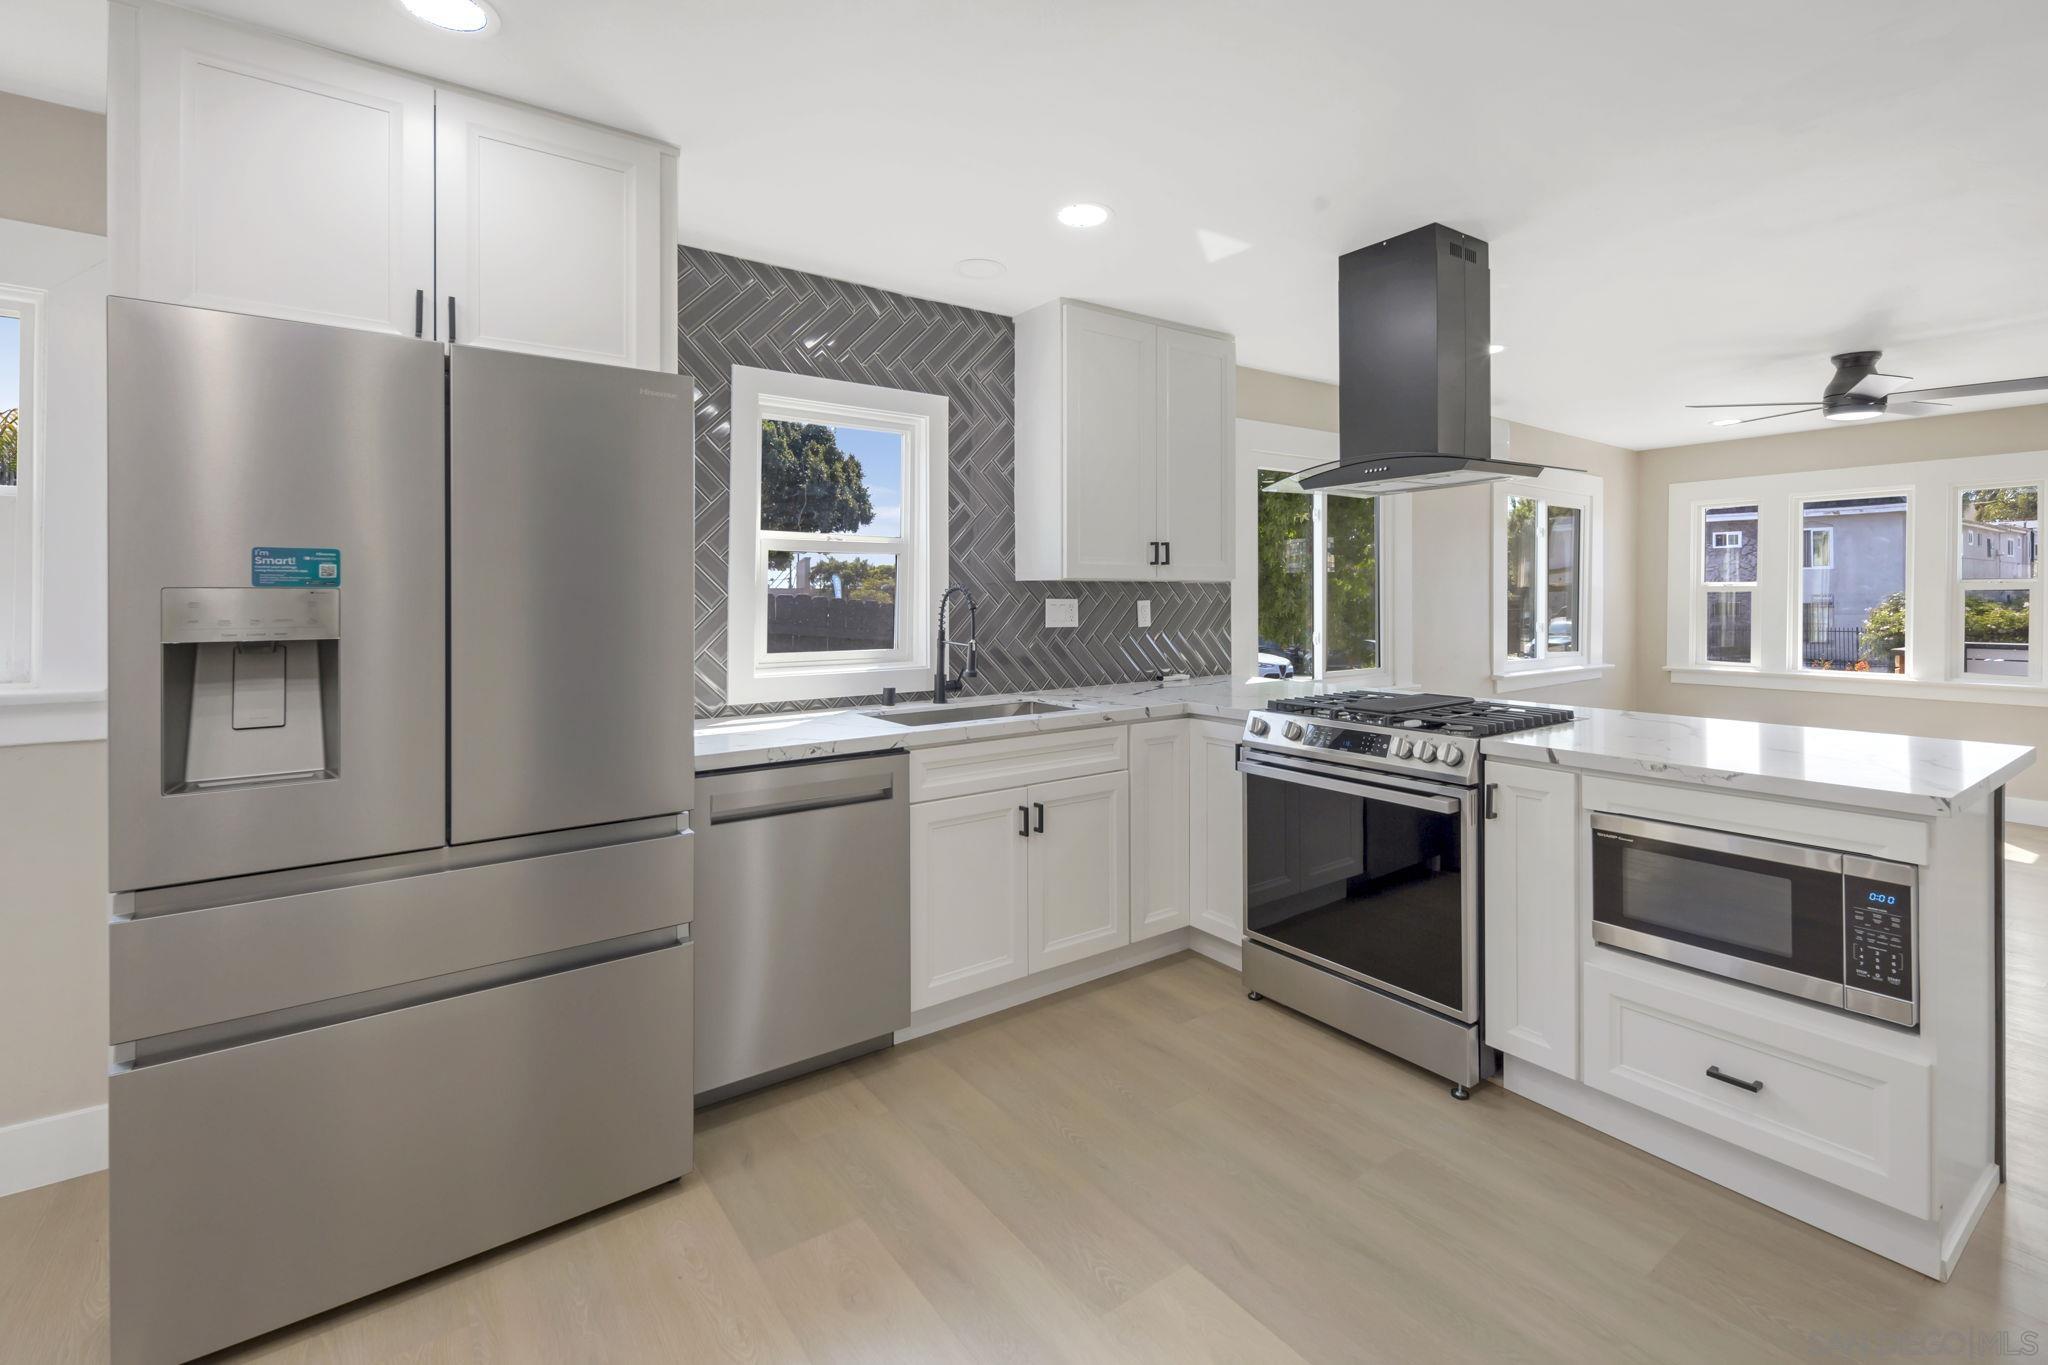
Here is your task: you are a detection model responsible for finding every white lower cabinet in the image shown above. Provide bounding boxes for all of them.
[1482,760,1581,1077]
[911,770,1130,1010]
[1129,720,1191,941]
[1188,720,1245,943]
[1027,772,1132,970]
[910,789,1033,1010]
[1582,959,1933,1217]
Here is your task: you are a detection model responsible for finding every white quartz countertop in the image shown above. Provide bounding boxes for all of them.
[693,676,1346,772]
[1481,706,2034,816]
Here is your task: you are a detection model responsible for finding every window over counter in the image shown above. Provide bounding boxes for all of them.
[726,367,949,705]
[1233,419,1406,685]
[1668,454,2048,702]
[1492,469,1607,691]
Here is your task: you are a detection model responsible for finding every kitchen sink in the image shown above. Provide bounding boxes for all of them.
[876,700,1075,726]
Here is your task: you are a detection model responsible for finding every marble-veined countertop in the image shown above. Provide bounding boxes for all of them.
[694,678,2033,816]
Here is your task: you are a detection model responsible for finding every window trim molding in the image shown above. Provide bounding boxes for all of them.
[1231,419,1411,686]
[725,365,950,706]
[1,284,44,686]
[1491,467,1605,685]
[1665,448,2048,704]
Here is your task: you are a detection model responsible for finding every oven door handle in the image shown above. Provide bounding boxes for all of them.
[1235,756,1462,815]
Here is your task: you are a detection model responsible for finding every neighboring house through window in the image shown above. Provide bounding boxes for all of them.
[725,366,949,705]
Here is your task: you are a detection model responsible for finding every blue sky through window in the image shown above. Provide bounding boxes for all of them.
[0,315,19,411]
[832,424,902,537]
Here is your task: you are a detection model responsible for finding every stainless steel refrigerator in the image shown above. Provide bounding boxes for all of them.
[105,298,696,1365]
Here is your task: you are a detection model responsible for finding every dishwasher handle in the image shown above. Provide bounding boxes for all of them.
[707,770,898,825]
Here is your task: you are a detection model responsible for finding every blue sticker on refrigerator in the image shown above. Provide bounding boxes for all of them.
[251,547,341,588]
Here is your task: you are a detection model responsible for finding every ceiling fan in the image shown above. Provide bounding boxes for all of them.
[1688,350,2048,427]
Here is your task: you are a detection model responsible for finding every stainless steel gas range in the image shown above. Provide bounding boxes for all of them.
[1236,691,1574,1097]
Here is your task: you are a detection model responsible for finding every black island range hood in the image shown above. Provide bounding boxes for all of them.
[1273,223,1554,496]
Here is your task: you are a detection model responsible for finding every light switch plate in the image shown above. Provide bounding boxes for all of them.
[1136,600,1152,628]
[1045,598,1079,629]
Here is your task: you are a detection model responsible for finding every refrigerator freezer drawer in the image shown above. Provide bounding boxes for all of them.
[111,827,692,1044]
[110,941,693,1365]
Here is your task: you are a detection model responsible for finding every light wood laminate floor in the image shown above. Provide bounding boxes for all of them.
[10,829,2048,1362]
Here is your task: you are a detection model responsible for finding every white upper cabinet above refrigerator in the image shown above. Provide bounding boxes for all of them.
[111,1,678,371]
[434,92,664,369]
[1014,299,1236,581]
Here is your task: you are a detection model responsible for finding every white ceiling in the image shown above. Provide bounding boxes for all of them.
[10,0,2048,450]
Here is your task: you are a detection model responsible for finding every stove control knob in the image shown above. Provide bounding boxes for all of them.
[1417,741,1439,764]
[1394,738,1416,759]
[1247,716,1270,737]
[1441,743,1466,766]
[1282,722,1305,742]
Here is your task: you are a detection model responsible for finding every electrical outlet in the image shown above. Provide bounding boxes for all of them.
[1136,600,1152,628]
[1044,598,1079,629]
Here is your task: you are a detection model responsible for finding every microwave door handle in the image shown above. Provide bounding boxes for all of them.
[1235,756,1462,815]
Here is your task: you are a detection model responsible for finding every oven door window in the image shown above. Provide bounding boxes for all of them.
[1591,823,1842,984]
[1244,772,1469,1019]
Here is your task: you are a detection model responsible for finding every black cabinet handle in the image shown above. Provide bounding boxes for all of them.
[447,296,458,343]
[1162,540,1171,566]
[1484,783,1498,820]
[1149,541,1160,566]
[1706,1065,1763,1094]
[414,288,424,338]
[1033,801,1045,834]
[1017,805,1029,837]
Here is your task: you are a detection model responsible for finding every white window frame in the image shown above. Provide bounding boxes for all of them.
[1492,469,1607,692]
[1666,449,2048,704]
[1695,503,1759,668]
[1231,419,1409,686]
[0,284,40,684]
[725,366,949,706]
[1953,482,2042,689]
[1710,530,1742,550]
[1793,490,1911,676]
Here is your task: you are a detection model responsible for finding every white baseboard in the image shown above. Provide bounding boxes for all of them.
[2004,795,2048,829]
[0,1104,107,1199]
[899,929,1236,1042]
[1187,930,1242,971]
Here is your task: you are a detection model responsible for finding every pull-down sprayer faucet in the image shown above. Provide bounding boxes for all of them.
[935,586,978,702]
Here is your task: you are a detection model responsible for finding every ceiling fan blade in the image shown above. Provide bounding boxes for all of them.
[1883,399,1951,417]
[1724,408,1821,425]
[1848,371,1910,397]
[1685,402,1816,409]
[1887,375,2048,402]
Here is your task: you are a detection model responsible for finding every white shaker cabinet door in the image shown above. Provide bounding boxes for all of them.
[911,788,1033,1010]
[1482,761,1581,1077]
[1061,305,1159,579]
[1129,721,1192,941]
[1154,325,1235,582]
[1187,722,1246,943]
[130,5,436,336]
[435,90,663,369]
[1027,771,1132,971]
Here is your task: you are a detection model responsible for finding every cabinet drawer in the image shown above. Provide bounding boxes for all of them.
[111,943,692,1365]
[1583,960,1930,1215]
[910,724,1127,802]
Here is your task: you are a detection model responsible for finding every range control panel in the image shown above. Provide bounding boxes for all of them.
[1844,874,1914,1002]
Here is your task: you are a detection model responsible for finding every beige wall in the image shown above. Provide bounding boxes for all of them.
[1237,366,1339,432]
[1632,403,2048,802]
[0,742,107,1129]
[1409,421,1639,709]
[0,92,106,236]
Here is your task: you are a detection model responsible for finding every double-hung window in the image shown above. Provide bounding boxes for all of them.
[726,367,949,706]
[0,289,36,682]
[1798,494,1908,673]
[1957,485,2038,683]
[1699,504,1758,664]
[1250,469,1384,680]
[1493,472,1604,687]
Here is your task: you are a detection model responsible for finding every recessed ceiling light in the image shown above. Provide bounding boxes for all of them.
[955,257,1006,280]
[1487,344,1506,355]
[1710,418,1741,427]
[1057,203,1112,229]
[397,0,498,33]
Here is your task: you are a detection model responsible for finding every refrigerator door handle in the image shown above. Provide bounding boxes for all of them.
[414,289,424,338]
[447,296,458,344]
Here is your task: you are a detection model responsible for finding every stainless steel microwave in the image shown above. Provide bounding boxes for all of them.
[1589,813,1918,1027]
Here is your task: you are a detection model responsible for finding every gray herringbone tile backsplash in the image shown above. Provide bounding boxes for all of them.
[684,246,1230,717]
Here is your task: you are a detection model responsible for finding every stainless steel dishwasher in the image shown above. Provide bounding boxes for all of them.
[693,751,910,1101]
